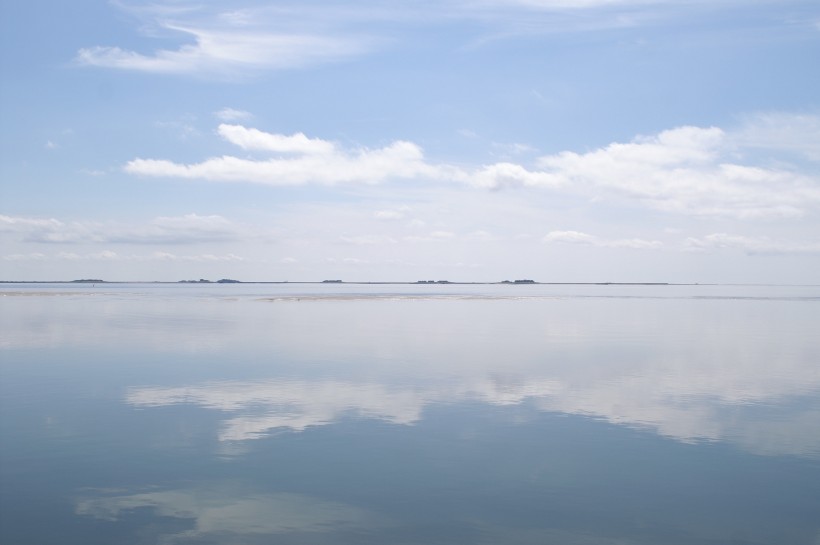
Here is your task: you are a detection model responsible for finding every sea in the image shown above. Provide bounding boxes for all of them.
[1,282,819,544]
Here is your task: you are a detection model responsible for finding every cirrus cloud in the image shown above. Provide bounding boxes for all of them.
[76,23,370,77]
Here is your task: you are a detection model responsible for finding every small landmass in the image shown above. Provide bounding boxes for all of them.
[71,279,104,283]
[501,279,536,284]
[217,279,241,283]
[178,279,213,283]
[322,280,343,283]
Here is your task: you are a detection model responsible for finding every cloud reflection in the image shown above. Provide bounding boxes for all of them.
[127,380,426,441]
[76,486,378,542]
[126,372,820,458]
[5,285,818,457]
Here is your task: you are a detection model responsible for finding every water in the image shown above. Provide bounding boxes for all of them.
[1,283,819,544]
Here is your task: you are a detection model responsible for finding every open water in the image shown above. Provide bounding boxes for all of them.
[1,282,819,544]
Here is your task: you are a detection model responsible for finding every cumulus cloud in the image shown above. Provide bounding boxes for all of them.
[126,128,451,185]
[470,162,563,189]
[532,125,820,219]
[123,115,820,219]
[544,230,663,249]
[217,124,335,155]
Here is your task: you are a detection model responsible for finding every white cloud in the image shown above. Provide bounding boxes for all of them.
[469,230,501,241]
[76,23,370,77]
[49,250,244,262]
[374,208,408,220]
[543,230,598,245]
[155,119,200,140]
[609,238,665,249]
[112,213,246,244]
[2,253,47,261]
[491,141,537,156]
[404,231,458,243]
[684,233,820,255]
[342,257,370,265]
[340,234,397,245]
[1,214,64,232]
[544,230,663,249]
[0,214,101,243]
[470,162,563,189]
[214,107,253,121]
[0,213,252,246]
[126,129,450,185]
[531,124,820,218]
[123,115,820,219]
[90,250,119,261]
[485,0,657,7]
[732,111,820,161]
[218,124,335,155]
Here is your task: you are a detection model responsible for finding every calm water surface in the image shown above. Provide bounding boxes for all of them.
[1,283,819,544]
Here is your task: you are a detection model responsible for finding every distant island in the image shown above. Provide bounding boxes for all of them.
[178,279,241,283]
[1,279,685,285]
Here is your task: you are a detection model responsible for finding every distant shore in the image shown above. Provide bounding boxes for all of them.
[0,280,727,286]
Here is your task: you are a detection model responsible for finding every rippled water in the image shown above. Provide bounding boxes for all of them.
[1,283,819,544]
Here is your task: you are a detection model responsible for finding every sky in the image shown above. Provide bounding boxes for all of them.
[1,0,818,283]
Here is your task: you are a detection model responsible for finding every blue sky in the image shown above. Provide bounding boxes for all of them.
[1,0,818,282]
